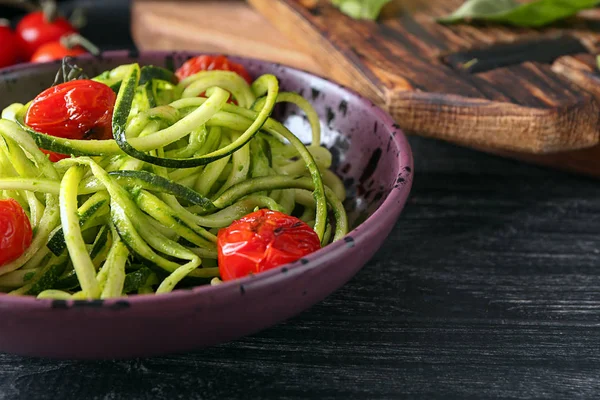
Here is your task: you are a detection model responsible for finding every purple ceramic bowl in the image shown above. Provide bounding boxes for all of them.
[0,51,413,359]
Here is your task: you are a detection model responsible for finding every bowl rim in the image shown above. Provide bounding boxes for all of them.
[0,50,413,310]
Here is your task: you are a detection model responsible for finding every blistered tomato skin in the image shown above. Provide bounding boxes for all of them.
[25,79,116,141]
[175,55,253,84]
[0,199,33,267]
[217,209,321,281]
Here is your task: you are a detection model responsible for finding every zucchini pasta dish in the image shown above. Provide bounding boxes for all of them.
[0,55,348,299]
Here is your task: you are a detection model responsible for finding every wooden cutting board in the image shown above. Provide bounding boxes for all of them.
[133,0,600,177]
[130,0,323,75]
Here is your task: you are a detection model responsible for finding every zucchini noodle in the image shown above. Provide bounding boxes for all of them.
[0,61,348,299]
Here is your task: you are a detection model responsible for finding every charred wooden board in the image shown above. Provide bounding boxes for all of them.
[249,0,600,155]
[130,0,323,75]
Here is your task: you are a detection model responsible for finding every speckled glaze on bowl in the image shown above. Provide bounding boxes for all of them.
[0,51,413,359]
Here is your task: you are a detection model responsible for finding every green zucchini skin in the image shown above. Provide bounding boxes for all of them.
[47,194,109,256]
[24,255,70,296]
[139,66,178,86]
[108,170,216,212]
[109,81,122,94]
[122,267,154,294]
[53,269,80,291]
[90,225,110,260]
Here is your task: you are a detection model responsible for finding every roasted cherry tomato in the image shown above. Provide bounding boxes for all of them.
[217,209,321,281]
[0,22,20,68]
[16,11,77,60]
[0,199,33,267]
[175,55,253,84]
[25,79,116,162]
[25,79,116,140]
[31,41,86,63]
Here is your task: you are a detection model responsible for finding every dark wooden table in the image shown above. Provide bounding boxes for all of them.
[2,1,600,399]
[2,135,600,399]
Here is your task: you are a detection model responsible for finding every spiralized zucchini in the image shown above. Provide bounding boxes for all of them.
[0,62,348,299]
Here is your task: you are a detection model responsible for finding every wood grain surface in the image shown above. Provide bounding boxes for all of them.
[2,135,600,399]
[131,0,323,75]
[249,0,600,155]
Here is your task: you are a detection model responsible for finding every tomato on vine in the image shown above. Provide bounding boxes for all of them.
[16,10,77,60]
[30,33,99,63]
[31,41,86,63]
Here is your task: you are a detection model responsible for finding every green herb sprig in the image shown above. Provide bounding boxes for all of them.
[330,0,391,20]
[438,0,600,28]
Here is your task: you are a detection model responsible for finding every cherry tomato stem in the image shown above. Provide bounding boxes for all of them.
[31,33,99,63]
[41,0,59,23]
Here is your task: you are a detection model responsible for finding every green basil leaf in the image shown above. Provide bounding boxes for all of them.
[331,0,391,20]
[438,0,600,28]
[438,0,517,23]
